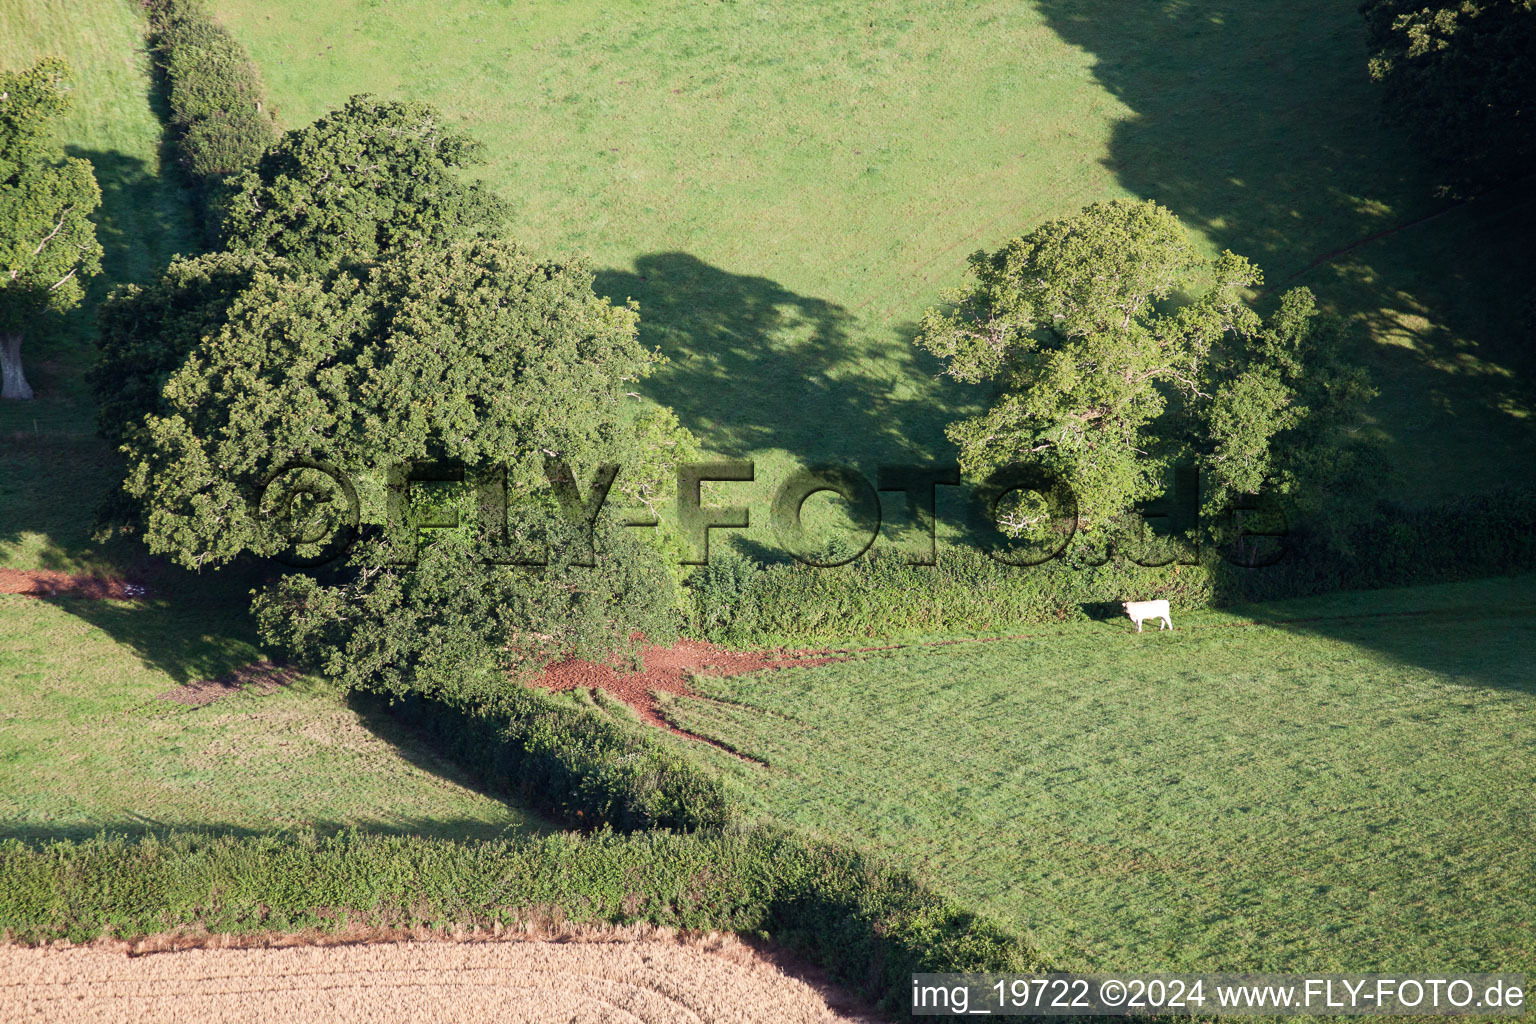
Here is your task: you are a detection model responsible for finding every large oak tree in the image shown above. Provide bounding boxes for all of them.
[96,97,693,696]
[915,199,1375,552]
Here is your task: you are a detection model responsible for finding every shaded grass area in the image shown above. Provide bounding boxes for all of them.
[0,0,196,437]
[1030,0,1536,499]
[217,0,1535,526]
[0,594,547,841]
[658,576,1536,975]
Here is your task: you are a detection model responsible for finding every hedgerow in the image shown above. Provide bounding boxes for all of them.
[0,828,1041,1014]
[145,0,278,239]
[682,489,1536,645]
[1216,488,1536,603]
[367,683,732,834]
[686,546,1212,645]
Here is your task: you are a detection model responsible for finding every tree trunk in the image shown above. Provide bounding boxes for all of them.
[0,332,33,400]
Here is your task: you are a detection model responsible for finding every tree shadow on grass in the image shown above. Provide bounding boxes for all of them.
[594,252,965,470]
[40,583,265,686]
[595,252,997,557]
[1031,0,1536,501]
[1212,575,1536,695]
[1026,0,1536,688]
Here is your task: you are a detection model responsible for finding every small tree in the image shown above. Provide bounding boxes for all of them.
[915,199,1374,548]
[0,58,103,399]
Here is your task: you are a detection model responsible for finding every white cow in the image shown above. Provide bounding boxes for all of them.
[1123,599,1172,632]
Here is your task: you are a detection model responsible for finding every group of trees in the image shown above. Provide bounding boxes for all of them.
[95,96,694,700]
[5,7,1417,694]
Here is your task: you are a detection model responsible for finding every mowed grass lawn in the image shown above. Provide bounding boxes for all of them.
[660,575,1536,973]
[218,0,1536,521]
[0,592,546,841]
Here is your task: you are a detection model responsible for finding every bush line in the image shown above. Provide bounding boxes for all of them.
[145,0,278,242]
[683,490,1536,645]
[369,685,733,833]
[0,828,1040,1015]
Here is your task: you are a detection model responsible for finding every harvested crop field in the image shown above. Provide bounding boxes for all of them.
[0,932,869,1023]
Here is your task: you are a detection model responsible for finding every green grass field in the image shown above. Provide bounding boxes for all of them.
[2,0,1534,990]
[654,575,1536,974]
[217,0,1536,533]
[0,591,545,841]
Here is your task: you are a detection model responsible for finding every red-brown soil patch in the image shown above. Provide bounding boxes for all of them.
[156,661,299,708]
[531,640,844,752]
[0,568,147,600]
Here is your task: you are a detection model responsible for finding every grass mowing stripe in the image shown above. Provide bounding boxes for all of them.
[658,575,1536,975]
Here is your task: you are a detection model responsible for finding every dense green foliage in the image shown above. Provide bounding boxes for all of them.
[110,240,656,566]
[221,95,508,272]
[915,199,1375,547]
[682,487,1536,645]
[0,829,1041,1012]
[0,57,103,400]
[95,97,695,688]
[90,249,265,442]
[371,685,731,832]
[147,0,277,186]
[687,548,1211,645]
[1224,487,1536,601]
[1362,0,1536,191]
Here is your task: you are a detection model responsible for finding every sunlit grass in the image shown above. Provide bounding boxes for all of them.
[0,595,545,840]
[658,575,1536,974]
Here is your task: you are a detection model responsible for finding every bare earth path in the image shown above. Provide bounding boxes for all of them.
[0,934,869,1024]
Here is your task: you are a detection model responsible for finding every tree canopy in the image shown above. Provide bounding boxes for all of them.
[218,95,509,270]
[915,199,1375,550]
[0,57,103,399]
[97,96,693,692]
[118,239,662,568]
[1362,0,1536,191]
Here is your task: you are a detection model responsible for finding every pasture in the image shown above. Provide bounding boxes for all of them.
[0,0,1532,999]
[657,575,1536,973]
[0,0,544,843]
[0,590,546,841]
[217,0,1536,535]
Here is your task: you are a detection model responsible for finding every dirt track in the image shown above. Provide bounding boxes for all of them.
[0,934,869,1023]
[0,568,145,599]
[533,639,843,743]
